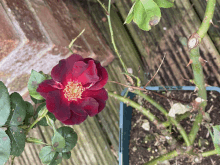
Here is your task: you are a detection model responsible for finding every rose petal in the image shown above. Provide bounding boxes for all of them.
[83,58,95,63]
[66,54,84,66]
[46,90,71,121]
[82,88,108,101]
[51,54,83,84]
[76,60,99,86]
[71,61,89,80]
[62,112,88,125]
[51,59,67,83]
[80,97,99,117]
[69,101,88,116]
[96,99,106,113]
[82,89,107,113]
[89,64,108,90]
[37,79,63,99]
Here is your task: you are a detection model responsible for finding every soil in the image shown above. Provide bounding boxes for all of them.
[129,90,220,165]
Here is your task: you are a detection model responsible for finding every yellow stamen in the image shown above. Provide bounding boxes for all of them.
[63,81,85,101]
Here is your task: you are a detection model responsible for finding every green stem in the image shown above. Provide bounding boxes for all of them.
[25,107,48,135]
[202,149,218,157]
[96,0,108,14]
[143,150,178,165]
[188,111,203,144]
[108,91,178,146]
[97,0,142,86]
[163,112,191,127]
[45,114,56,131]
[68,29,85,53]
[10,156,15,165]
[108,91,160,123]
[132,90,168,115]
[144,148,217,165]
[197,0,216,40]
[97,0,129,74]
[107,0,128,74]
[169,117,191,147]
[26,137,50,146]
[188,0,216,145]
[133,90,191,147]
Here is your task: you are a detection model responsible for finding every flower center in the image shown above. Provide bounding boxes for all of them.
[63,81,85,101]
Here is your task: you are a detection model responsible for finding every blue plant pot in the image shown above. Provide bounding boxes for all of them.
[118,86,220,165]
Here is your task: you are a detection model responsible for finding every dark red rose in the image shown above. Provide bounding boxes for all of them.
[37,54,108,125]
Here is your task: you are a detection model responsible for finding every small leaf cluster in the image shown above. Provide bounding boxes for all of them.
[0,70,78,165]
[38,126,77,165]
[125,0,175,31]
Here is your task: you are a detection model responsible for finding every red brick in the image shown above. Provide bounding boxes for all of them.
[0,0,114,102]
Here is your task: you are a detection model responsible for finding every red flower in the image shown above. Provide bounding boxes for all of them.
[37,54,108,125]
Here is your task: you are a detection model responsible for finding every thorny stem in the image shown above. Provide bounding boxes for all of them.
[108,91,161,123]
[68,29,85,53]
[106,0,216,163]
[97,0,128,73]
[144,0,216,163]
[202,149,218,157]
[143,150,178,165]
[144,148,217,165]
[197,0,216,40]
[106,0,128,74]
[169,117,191,147]
[98,0,142,86]
[132,90,168,115]
[132,90,191,147]
[96,0,108,14]
[162,112,191,127]
[188,0,216,145]
[108,91,178,146]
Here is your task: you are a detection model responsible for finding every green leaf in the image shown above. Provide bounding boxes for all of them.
[28,70,47,100]
[124,2,135,24]
[49,152,62,165]
[62,151,71,160]
[23,101,34,125]
[24,101,34,118]
[6,126,25,156]
[39,71,52,80]
[153,0,174,8]
[52,131,66,152]
[0,128,11,165]
[30,96,45,104]
[39,146,56,164]
[7,92,26,126]
[0,81,11,127]
[34,103,56,126]
[57,126,78,152]
[212,125,220,154]
[45,114,56,131]
[133,0,161,31]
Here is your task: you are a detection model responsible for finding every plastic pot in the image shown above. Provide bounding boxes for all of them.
[119,86,220,165]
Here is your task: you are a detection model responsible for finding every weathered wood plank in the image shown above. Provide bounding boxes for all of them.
[4,0,220,165]
[114,0,220,86]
